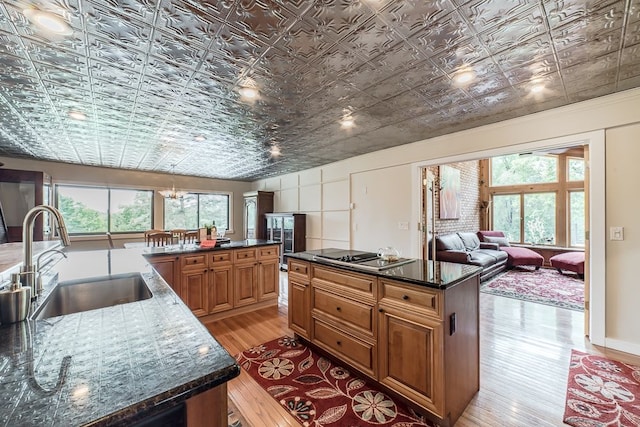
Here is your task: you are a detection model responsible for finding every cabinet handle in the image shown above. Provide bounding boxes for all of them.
[175,257,179,260]
[402,295,409,300]
[336,341,341,346]
[378,308,384,313]
[336,306,341,311]
[204,269,207,273]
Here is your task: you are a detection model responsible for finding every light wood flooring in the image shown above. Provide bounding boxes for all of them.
[205,273,640,427]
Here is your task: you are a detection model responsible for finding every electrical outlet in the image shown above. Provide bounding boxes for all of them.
[610,226,624,241]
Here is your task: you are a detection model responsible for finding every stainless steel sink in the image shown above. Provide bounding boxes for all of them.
[33,272,152,319]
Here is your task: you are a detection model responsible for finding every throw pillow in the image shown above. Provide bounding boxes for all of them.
[484,235,511,247]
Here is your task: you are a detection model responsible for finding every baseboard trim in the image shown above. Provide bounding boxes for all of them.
[604,338,640,357]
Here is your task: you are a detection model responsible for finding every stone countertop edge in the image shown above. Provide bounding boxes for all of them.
[0,248,241,427]
[287,250,482,289]
[140,239,280,258]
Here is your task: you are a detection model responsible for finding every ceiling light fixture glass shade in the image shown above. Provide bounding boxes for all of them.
[452,66,476,87]
[159,165,187,199]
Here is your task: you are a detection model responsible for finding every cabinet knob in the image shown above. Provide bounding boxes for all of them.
[175,257,179,260]
[336,341,342,346]
[378,308,384,313]
[204,269,207,273]
[402,295,409,300]
[336,306,341,311]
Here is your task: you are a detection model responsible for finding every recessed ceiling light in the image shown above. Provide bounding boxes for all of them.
[452,67,476,86]
[239,87,258,99]
[530,83,545,94]
[194,135,206,142]
[23,9,73,36]
[270,145,281,157]
[340,118,355,128]
[68,110,86,120]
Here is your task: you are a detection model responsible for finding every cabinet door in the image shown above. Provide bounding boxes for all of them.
[234,262,258,307]
[150,256,180,297]
[283,216,294,254]
[182,268,208,317]
[208,265,233,313]
[288,279,310,339]
[258,258,279,301]
[378,304,444,416]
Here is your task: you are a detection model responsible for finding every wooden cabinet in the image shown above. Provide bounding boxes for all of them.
[288,260,480,427]
[146,244,279,320]
[148,255,181,296]
[288,259,311,339]
[243,191,273,240]
[208,251,233,313]
[258,246,280,301]
[265,213,306,269]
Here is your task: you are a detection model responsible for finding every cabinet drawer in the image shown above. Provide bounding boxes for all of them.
[379,280,441,319]
[234,248,257,263]
[258,245,279,260]
[181,254,207,270]
[313,288,374,335]
[313,319,375,375]
[209,250,232,265]
[311,266,376,300]
[288,260,309,278]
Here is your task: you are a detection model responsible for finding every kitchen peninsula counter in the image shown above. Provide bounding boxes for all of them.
[140,238,280,258]
[0,248,239,426]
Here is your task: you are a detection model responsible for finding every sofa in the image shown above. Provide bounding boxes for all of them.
[477,231,544,269]
[434,232,508,281]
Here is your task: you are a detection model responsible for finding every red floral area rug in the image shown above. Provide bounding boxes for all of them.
[564,350,640,426]
[236,336,433,427]
[481,267,584,311]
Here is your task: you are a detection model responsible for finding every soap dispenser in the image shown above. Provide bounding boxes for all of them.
[0,273,32,324]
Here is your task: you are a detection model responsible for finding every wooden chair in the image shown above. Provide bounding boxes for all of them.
[147,231,172,247]
[144,229,163,246]
[172,228,186,244]
[184,230,198,244]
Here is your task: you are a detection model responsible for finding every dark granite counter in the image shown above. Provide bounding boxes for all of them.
[0,241,62,282]
[140,239,280,258]
[288,249,482,289]
[0,248,239,426]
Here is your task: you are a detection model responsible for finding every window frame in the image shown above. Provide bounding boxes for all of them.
[162,191,232,231]
[487,153,584,248]
[54,184,154,236]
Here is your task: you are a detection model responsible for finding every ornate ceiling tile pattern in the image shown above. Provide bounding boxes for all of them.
[0,0,639,180]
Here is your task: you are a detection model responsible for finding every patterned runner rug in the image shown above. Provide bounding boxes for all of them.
[236,336,433,427]
[564,350,640,426]
[480,267,584,311]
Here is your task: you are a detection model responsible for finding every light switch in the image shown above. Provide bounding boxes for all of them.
[610,226,624,241]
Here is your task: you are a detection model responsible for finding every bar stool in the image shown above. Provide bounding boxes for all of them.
[171,229,186,244]
[144,229,163,246]
[184,230,198,244]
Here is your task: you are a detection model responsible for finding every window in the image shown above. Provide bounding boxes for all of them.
[491,154,558,186]
[492,194,521,242]
[524,193,556,245]
[568,158,585,181]
[56,185,153,234]
[164,192,230,231]
[569,191,585,247]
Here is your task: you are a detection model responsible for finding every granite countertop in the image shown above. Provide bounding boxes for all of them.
[141,239,280,258]
[288,249,482,289]
[0,241,62,282]
[0,248,240,426]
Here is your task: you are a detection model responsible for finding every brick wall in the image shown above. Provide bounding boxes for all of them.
[430,160,480,234]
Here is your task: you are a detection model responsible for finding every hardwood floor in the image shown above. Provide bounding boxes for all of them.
[205,273,640,427]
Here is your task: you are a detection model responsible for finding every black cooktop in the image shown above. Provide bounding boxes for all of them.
[314,249,379,263]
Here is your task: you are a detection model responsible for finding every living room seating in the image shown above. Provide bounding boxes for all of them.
[435,232,508,281]
[550,252,585,279]
[477,231,544,270]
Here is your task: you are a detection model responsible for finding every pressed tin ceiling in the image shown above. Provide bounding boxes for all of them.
[0,1,639,181]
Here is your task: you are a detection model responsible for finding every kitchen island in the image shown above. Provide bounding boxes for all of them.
[0,246,239,426]
[287,249,482,427]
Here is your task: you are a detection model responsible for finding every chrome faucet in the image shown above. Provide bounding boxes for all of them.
[21,205,71,298]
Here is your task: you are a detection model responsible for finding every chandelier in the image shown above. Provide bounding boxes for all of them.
[159,164,188,199]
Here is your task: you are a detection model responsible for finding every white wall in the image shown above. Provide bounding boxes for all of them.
[254,87,640,355]
[0,157,252,249]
